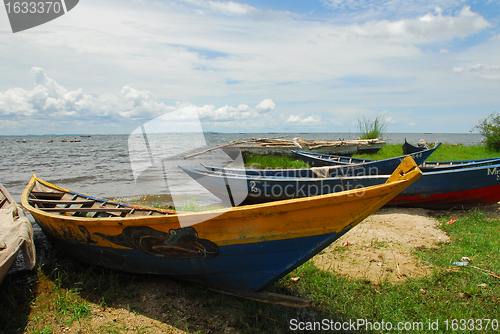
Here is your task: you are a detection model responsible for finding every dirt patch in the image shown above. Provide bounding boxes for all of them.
[67,304,188,334]
[313,207,450,284]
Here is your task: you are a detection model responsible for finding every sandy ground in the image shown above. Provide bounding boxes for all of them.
[313,207,450,284]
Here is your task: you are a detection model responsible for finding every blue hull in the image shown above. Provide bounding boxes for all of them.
[46,231,343,291]
[182,163,500,209]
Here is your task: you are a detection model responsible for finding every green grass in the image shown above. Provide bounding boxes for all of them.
[244,154,309,169]
[355,143,500,161]
[279,208,500,333]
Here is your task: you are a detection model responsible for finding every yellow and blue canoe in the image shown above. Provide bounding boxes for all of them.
[21,157,421,294]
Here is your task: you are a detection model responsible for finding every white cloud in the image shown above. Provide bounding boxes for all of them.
[255,99,275,113]
[0,68,275,125]
[207,0,256,15]
[285,113,321,124]
[196,99,275,122]
[352,6,490,42]
[453,64,500,81]
[0,0,498,134]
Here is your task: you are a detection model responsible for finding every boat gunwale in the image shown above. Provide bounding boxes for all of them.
[182,165,395,181]
[190,160,500,180]
[0,182,15,210]
[21,167,418,226]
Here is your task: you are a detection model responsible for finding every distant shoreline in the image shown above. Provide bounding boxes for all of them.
[0,132,484,137]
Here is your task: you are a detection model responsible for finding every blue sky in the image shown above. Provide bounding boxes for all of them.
[1,0,499,135]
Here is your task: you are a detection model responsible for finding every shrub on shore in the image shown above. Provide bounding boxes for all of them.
[473,112,500,151]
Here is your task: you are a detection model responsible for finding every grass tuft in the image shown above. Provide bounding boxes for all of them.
[358,115,388,139]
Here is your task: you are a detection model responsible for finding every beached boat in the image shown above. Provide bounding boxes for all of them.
[199,143,441,179]
[181,160,500,209]
[21,163,420,301]
[419,157,500,170]
[402,139,427,155]
[203,155,500,177]
[291,143,441,170]
[217,137,385,159]
[0,182,36,284]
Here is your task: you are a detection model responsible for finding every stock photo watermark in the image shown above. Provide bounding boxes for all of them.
[289,318,499,332]
[3,0,79,33]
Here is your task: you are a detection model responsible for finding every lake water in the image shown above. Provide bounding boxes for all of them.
[0,132,485,206]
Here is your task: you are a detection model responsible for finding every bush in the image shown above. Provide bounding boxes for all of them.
[473,112,500,151]
[358,115,388,139]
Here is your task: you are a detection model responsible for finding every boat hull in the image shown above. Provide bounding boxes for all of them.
[182,163,500,209]
[22,160,420,292]
[41,230,343,291]
[0,182,35,285]
[223,145,359,159]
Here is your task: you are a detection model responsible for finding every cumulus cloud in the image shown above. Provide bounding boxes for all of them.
[352,6,490,42]
[207,0,256,15]
[453,64,500,81]
[0,68,275,124]
[285,113,321,124]
[255,99,276,113]
[196,98,275,122]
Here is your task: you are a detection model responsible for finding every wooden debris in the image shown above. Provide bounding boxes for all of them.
[209,287,313,308]
[183,136,384,159]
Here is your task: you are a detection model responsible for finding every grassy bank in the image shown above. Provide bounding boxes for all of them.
[355,143,499,161]
[287,208,500,333]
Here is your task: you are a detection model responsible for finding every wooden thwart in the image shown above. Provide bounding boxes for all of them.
[29,199,96,205]
[38,207,133,213]
[30,192,64,199]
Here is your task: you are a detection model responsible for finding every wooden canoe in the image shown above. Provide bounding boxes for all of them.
[200,143,441,179]
[21,160,420,295]
[182,159,500,209]
[220,138,385,159]
[202,154,500,178]
[402,139,427,155]
[291,142,441,170]
[0,182,36,284]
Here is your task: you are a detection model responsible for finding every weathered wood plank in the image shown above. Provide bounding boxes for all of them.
[29,199,96,205]
[31,192,64,199]
[40,207,133,213]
